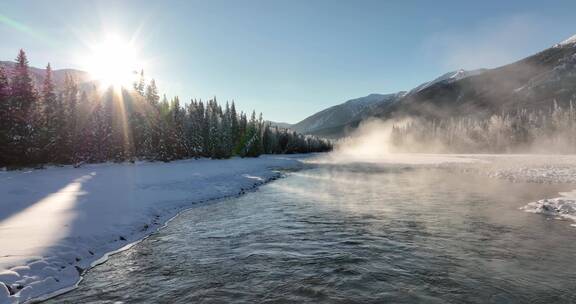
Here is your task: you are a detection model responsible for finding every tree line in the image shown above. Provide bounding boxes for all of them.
[390,101,576,153]
[0,49,332,167]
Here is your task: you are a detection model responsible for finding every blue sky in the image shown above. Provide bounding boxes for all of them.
[1,0,576,123]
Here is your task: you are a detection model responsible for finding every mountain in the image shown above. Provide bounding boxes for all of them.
[301,33,576,138]
[267,121,293,129]
[290,92,406,138]
[408,69,486,94]
[369,35,576,121]
[289,69,485,138]
[0,61,91,90]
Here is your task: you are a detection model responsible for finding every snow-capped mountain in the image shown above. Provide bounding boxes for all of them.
[300,33,576,138]
[408,69,486,94]
[557,34,576,47]
[290,92,406,138]
[370,34,576,120]
[293,33,576,139]
[290,69,486,138]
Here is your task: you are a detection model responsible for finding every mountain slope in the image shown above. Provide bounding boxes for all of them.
[291,92,405,138]
[408,69,486,94]
[290,68,486,138]
[266,121,293,129]
[370,36,576,121]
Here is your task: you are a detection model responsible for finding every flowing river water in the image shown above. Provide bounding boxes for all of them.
[48,163,576,303]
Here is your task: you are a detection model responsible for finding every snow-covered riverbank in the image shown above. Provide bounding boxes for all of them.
[0,155,308,304]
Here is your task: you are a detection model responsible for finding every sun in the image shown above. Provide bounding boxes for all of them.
[81,33,143,88]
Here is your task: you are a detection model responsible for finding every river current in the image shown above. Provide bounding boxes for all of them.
[48,163,576,303]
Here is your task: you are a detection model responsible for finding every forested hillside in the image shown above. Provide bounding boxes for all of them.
[0,50,331,167]
[390,102,576,153]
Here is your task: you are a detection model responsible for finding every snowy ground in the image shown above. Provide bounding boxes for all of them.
[0,155,308,304]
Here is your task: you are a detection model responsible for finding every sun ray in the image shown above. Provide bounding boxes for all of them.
[73,30,149,157]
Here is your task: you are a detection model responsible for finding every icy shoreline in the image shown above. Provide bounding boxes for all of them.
[521,194,576,228]
[0,155,309,304]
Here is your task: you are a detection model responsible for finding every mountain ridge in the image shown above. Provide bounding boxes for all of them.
[292,33,576,138]
[0,61,90,89]
[289,92,406,138]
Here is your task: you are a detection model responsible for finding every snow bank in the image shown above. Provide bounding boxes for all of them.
[0,155,307,304]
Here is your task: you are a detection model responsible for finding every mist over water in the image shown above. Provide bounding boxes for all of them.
[49,163,576,304]
[336,103,576,156]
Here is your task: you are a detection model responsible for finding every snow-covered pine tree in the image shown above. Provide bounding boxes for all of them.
[62,73,80,163]
[134,69,145,97]
[40,63,58,163]
[230,101,240,148]
[143,79,161,159]
[170,96,188,158]
[8,49,38,165]
[0,66,10,165]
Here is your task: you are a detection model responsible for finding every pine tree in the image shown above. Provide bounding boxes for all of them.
[0,66,11,165]
[221,102,232,157]
[91,98,109,162]
[41,63,58,162]
[201,100,212,157]
[170,96,188,158]
[230,101,239,148]
[0,51,332,167]
[185,99,204,157]
[75,91,93,162]
[63,73,79,163]
[128,88,147,159]
[156,94,171,161]
[9,49,38,165]
[134,69,145,96]
[143,79,161,159]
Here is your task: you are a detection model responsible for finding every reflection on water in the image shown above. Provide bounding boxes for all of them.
[49,165,576,304]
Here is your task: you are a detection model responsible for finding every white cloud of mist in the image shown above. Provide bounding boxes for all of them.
[423,15,549,70]
[334,118,399,159]
[322,118,477,165]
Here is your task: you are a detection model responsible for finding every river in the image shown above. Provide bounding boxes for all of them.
[48,162,576,303]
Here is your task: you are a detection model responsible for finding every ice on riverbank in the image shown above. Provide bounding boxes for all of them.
[522,192,576,228]
[0,155,307,304]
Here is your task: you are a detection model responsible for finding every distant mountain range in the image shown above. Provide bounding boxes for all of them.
[287,93,406,137]
[0,61,90,89]
[284,34,576,138]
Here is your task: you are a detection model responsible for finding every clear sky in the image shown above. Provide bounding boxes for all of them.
[1,0,576,123]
